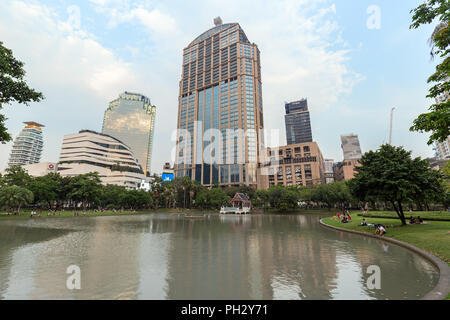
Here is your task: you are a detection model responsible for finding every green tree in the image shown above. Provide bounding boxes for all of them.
[2,165,31,187]
[28,173,61,209]
[0,42,44,143]
[0,185,34,214]
[254,189,269,209]
[68,172,102,211]
[409,0,450,144]
[349,144,444,225]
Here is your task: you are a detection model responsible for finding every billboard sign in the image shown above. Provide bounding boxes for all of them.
[162,173,174,182]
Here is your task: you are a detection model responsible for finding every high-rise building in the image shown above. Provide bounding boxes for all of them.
[340,134,362,160]
[102,92,156,174]
[8,122,45,167]
[285,99,313,145]
[174,19,264,187]
[324,159,335,184]
[57,130,146,189]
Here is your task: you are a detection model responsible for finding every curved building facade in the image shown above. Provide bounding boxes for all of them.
[8,122,44,167]
[57,130,146,189]
[102,92,156,174]
[174,20,264,188]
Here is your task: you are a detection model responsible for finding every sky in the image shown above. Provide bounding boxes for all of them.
[0,0,439,174]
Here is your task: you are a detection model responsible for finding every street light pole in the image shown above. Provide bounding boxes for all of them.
[389,107,396,145]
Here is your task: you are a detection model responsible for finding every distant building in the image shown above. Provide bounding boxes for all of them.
[340,134,362,160]
[22,162,57,177]
[284,99,313,145]
[57,130,146,189]
[434,136,450,160]
[324,159,335,184]
[334,159,361,181]
[8,122,45,167]
[334,134,362,181]
[102,92,156,174]
[259,142,325,189]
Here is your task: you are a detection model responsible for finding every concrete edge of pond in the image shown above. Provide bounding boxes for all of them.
[319,218,450,300]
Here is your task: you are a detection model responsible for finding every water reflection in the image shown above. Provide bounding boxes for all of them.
[0,214,439,300]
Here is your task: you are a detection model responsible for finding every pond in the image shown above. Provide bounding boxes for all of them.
[0,213,439,299]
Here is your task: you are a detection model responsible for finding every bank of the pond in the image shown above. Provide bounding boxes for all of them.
[354,210,450,221]
[321,216,450,300]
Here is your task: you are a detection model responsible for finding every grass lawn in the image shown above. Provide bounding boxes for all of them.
[353,210,450,221]
[322,215,450,266]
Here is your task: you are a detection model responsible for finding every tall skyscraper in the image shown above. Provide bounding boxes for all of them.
[8,122,44,167]
[102,92,156,174]
[285,99,313,145]
[340,134,362,160]
[174,19,264,187]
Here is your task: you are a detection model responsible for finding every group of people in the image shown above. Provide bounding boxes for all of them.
[409,216,424,224]
[336,211,352,224]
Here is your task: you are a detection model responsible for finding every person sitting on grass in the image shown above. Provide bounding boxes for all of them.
[341,214,348,224]
[337,212,341,220]
[417,216,423,224]
[347,213,352,221]
[360,219,368,226]
[375,224,387,236]
[409,216,416,225]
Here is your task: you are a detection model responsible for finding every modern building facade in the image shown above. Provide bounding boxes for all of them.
[102,92,156,174]
[57,130,146,189]
[259,142,325,188]
[324,159,335,184]
[174,19,264,188]
[285,99,313,145]
[340,134,362,160]
[8,122,45,167]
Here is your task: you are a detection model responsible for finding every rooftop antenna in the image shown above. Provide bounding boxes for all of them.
[389,107,396,145]
[214,16,223,26]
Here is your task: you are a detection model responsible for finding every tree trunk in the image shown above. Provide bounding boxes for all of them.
[392,201,406,226]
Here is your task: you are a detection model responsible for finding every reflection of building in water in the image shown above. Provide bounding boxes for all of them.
[28,218,147,299]
[163,214,339,300]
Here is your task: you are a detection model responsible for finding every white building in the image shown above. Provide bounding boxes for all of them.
[341,134,362,160]
[57,130,146,189]
[8,122,44,167]
[22,162,57,177]
[324,159,335,184]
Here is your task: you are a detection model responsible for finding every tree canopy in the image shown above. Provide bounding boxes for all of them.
[0,42,44,143]
[348,144,444,225]
[409,0,450,144]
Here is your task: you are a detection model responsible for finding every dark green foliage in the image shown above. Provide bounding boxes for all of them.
[409,0,450,144]
[349,144,445,225]
[0,42,44,143]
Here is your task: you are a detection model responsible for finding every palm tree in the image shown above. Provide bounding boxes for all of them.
[0,186,34,215]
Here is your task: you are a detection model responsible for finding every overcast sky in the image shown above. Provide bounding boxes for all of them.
[0,0,438,174]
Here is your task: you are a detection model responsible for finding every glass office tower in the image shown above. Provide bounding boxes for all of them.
[174,20,264,187]
[8,122,45,167]
[102,92,156,174]
[285,99,313,144]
